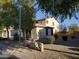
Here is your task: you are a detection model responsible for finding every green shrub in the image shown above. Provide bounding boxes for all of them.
[47,36,55,44]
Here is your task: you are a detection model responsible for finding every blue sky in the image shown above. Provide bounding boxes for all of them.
[35,10,47,19]
[35,7,79,26]
[34,1,79,27]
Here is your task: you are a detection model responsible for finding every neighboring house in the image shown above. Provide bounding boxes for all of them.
[0,26,17,39]
[31,17,60,40]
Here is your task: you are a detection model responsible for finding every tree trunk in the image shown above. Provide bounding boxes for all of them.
[22,30,26,40]
[27,30,31,40]
[25,29,31,40]
[23,31,25,40]
[26,29,29,40]
[28,30,31,39]
[6,27,9,39]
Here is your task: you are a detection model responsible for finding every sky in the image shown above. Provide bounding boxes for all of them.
[12,0,79,27]
[13,0,79,27]
[35,6,79,27]
[34,1,79,27]
[35,10,47,19]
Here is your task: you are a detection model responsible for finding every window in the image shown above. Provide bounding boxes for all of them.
[51,29,53,35]
[46,28,53,36]
[46,28,48,36]
[52,22,54,26]
[46,21,48,23]
[36,21,38,23]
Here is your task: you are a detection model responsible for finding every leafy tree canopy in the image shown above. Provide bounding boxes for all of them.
[36,0,79,21]
[0,0,35,30]
[0,2,17,28]
[0,0,35,39]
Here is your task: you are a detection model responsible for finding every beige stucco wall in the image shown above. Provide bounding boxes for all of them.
[36,27,46,39]
[31,28,37,40]
[31,27,46,40]
[45,17,60,33]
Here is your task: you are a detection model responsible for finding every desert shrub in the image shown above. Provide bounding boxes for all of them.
[47,36,55,44]
[62,36,68,41]
[71,36,75,39]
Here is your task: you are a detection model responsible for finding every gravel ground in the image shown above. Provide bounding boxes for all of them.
[0,41,79,59]
[7,44,79,59]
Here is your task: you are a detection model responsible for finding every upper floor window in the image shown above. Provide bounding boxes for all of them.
[46,21,48,23]
[52,22,54,26]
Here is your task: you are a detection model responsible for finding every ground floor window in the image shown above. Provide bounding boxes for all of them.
[46,28,48,36]
[51,29,53,35]
[45,27,53,36]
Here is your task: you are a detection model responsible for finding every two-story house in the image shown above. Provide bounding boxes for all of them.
[31,17,60,40]
[0,17,60,40]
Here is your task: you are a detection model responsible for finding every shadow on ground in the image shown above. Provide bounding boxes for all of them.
[45,48,79,56]
[69,48,79,51]
[0,40,28,58]
[63,53,79,59]
[45,48,79,59]
[0,40,27,50]
[54,38,79,47]
[0,40,40,52]
[0,55,19,59]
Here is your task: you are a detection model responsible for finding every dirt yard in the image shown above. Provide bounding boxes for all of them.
[0,40,79,59]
